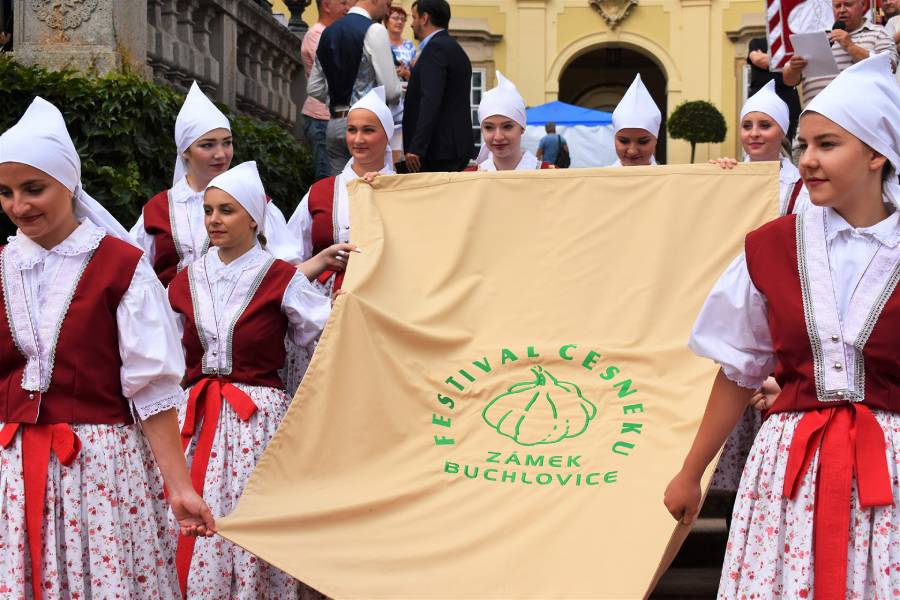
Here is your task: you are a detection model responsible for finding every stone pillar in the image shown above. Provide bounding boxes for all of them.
[13,0,149,75]
[283,0,310,36]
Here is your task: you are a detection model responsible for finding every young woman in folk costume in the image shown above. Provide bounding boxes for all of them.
[0,97,214,600]
[468,71,554,171]
[287,86,396,298]
[705,81,812,497]
[610,74,662,167]
[665,53,900,598]
[168,161,330,598]
[710,80,811,216]
[130,81,301,287]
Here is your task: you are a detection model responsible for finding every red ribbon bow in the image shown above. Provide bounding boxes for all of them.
[0,422,81,600]
[782,404,894,599]
[175,377,257,597]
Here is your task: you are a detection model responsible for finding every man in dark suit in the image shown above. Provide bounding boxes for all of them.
[403,0,474,172]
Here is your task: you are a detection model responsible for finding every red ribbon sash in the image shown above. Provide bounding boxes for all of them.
[782,404,893,599]
[175,378,257,596]
[0,422,81,600]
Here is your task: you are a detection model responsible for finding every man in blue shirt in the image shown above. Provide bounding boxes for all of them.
[536,122,568,165]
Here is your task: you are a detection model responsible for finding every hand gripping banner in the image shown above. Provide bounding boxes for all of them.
[218,163,780,599]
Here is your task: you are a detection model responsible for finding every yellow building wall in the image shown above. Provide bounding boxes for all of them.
[273,0,764,164]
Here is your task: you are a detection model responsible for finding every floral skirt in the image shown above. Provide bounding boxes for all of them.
[0,422,180,599]
[711,407,763,492]
[280,275,332,399]
[719,409,900,599]
[179,383,319,599]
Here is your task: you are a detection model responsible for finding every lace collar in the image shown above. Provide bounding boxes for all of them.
[825,203,900,248]
[5,220,105,271]
[203,244,270,283]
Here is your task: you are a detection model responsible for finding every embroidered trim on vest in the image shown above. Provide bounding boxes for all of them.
[797,208,900,402]
[169,189,210,272]
[1,247,95,393]
[188,255,275,376]
[331,179,341,246]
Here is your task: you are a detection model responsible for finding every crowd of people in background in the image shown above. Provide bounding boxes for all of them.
[1,0,900,597]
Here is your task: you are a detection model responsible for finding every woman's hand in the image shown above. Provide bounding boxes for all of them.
[749,376,781,411]
[709,157,739,170]
[298,243,360,280]
[169,488,216,537]
[663,469,703,525]
[361,171,383,184]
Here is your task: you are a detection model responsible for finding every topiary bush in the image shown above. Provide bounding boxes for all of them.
[667,100,727,163]
[0,55,312,236]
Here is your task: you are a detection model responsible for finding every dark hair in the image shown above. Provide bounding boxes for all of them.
[257,232,268,247]
[412,0,451,28]
[882,160,894,183]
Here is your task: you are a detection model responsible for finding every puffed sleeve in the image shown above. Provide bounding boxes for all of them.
[282,271,331,347]
[263,202,304,265]
[688,253,776,390]
[117,258,186,419]
[286,192,315,262]
[129,214,156,264]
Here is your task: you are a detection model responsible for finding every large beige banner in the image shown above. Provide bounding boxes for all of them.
[219,164,780,599]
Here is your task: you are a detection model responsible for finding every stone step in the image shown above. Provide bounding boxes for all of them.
[649,567,722,599]
[648,515,729,599]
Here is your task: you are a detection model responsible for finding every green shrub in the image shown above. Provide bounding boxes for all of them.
[667,100,727,163]
[0,55,312,235]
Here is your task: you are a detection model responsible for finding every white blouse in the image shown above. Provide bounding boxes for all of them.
[773,157,810,215]
[476,151,541,171]
[288,160,394,261]
[611,156,658,167]
[130,176,302,272]
[2,220,185,420]
[689,203,900,393]
[178,245,330,378]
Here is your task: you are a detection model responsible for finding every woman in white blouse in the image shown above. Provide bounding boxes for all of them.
[610,74,662,167]
[168,161,330,598]
[131,82,300,286]
[288,86,394,298]
[0,97,213,599]
[470,71,552,171]
[710,80,810,216]
[665,54,900,598]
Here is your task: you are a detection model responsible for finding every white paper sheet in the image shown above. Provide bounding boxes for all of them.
[789,31,840,78]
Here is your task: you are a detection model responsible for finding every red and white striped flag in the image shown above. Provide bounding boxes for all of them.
[767,0,833,69]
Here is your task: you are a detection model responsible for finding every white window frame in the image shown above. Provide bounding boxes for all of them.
[471,68,487,155]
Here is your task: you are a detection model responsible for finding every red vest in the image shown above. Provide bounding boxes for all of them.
[307,176,346,292]
[168,258,297,388]
[0,236,142,425]
[745,215,900,415]
[142,189,180,287]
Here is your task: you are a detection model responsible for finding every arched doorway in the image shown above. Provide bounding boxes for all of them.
[559,46,668,163]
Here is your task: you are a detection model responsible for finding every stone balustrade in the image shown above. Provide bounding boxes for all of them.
[11,0,306,128]
[147,0,304,126]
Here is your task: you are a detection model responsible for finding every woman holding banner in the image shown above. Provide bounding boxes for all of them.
[287,86,395,297]
[610,74,662,167]
[0,97,214,599]
[665,53,900,598]
[168,161,330,598]
[469,71,553,171]
[709,80,810,216]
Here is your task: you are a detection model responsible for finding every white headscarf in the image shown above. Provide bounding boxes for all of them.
[804,52,900,208]
[205,161,303,262]
[349,86,395,169]
[612,74,662,138]
[475,70,528,165]
[206,161,267,234]
[740,80,790,138]
[174,82,231,185]
[0,97,136,245]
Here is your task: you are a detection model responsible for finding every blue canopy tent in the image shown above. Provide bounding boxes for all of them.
[525,101,613,127]
[521,101,616,168]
